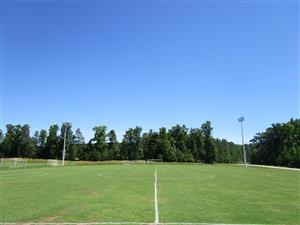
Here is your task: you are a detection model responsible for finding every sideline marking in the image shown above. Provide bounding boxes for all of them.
[0,223,148,225]
[236,164,300,171]
[154,168,159,224]
[249,164,300,171]
[0,223,279,225]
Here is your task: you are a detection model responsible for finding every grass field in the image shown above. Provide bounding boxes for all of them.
[1,164,299,224]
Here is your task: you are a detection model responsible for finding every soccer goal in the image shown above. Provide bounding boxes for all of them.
[0,158,28,168]
[146,159,163,164]
[47,159,62,167]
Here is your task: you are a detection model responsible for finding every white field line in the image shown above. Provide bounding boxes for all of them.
[158,223,279,225]
[0,223,149,225]
[0,223,280,225]
[2,168,281,225]
[154,168,159,224]
[246,164,300,171]
[158,224,278,225]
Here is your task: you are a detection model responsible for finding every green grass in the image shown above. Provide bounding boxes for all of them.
[1,164,299,224]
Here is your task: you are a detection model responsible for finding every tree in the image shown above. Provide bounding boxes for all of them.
[143,130,159,160]
[59,123,75,160]
[3,120,297,167]
[0,124,36,158]
[43,124,60,159]
[201,121,216,163]
[1,124,34,158]
[107,130,120,159]
[7,125,22,157]
[169,125,191,161]
[0,129,3,143]
[187,128,204,162]
[157,127,176,162]
[1,125,17,157]
[20,124,35,158]
[32,130,40,158]
[36,129,47,158]
[74,128,85,144]
[73,128,86,160]
[250,119,300,168]
[89,126,107,160]
[0,129,4,157]
[121,127,143,160]
[215,138,242,163]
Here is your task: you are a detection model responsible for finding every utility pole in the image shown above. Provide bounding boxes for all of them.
[62,122,71,166]
[238,116,247,167]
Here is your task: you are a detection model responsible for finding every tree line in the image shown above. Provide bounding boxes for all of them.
[0,121,243,164]
[0,119,299,167]
[248,118,300,168]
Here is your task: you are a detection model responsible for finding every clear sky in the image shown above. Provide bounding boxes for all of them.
[1,0,299,143]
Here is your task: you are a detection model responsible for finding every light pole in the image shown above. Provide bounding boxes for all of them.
[238,116,247,167]
[62,122,71,166]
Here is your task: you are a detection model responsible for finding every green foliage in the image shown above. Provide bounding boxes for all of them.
[121,127,143,160]
[107,130,120,160]
[215,139,243,163]
[168,124,199,162]
[157,128,176,162]
[0,129,3,143]
[74,128,85,144]
[88,126,108,160]
[20,125,36,158]
[1,119,298,168]
[2,124,20,157]
[169,125,189,154]
[73,128,86,160]
[250,118,300,168]
[0,129,3,157]
[43,124,60,159]
[187,128,204,161]
[201,121,217,163]
[1,124,35,158]
[143,130,159,160]
[36,129,47,158]
[59,123,74,160]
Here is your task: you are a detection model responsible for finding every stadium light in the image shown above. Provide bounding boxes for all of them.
[62,122,72,166]
[238,116,247,167]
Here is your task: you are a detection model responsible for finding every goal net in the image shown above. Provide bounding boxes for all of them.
[0,158,28,168]
[47,159,62,167]
[146,159,162,164]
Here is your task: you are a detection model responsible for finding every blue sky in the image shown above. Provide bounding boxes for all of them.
[1,0,299,143]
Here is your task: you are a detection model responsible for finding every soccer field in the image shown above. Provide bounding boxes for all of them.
[1,164,299,224]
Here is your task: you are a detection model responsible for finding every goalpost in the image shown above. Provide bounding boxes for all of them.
[146,159,163,164]
[0,158,28,168]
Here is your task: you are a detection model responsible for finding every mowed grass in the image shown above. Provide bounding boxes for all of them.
[1,164,299,224]
[157,165,300,224]
[1,165,154,223]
